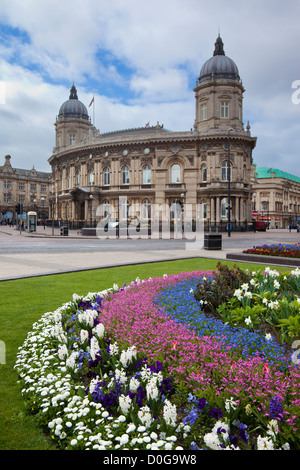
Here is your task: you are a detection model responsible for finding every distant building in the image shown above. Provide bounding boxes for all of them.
[48,36,257,231]
[252,167,300,229]
[0,155,51,223]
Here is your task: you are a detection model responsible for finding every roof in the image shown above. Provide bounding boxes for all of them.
[256,167,300,184]
[58,85,89,121]
[199,36,240,83]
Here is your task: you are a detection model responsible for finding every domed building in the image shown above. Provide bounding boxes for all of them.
[48,36,257,233]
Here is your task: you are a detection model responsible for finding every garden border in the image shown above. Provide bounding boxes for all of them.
[226,252,300,267]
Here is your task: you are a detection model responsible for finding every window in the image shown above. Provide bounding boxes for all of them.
[88,170,94,185]
[103,200,110,218]
[202,164,207,182]
[122,166,130,185]
[4,181,12,189]
[19,182,25,191]
[202,200,207,219]
[143,165,151,184]
[221,161,231,182]
[41,184,47,193]
[120,198,129,219]
[171,164,180,183]
[69,134,76,146]
[171,198,182,219]
[221,101,229,118]
[201,103,207,121]
[30,183,37,192]
[142,199,151,220]
[19,195,25,204]
[76,171,81,186]
[104,167,110,186]
[66,175,70,189]
[221,198,227,219]
[4,193,12,203]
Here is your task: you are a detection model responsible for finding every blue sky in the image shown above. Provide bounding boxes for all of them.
[0,0,299,174]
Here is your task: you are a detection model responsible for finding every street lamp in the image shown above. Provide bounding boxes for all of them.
[227,128,234,237]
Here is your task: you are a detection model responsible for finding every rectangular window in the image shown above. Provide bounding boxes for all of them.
[30,183,37,192]
[221,102,229,118]
[4,193,12,203]
[69,134,76,145]
[19,194,25,203]
[4,181,12,189]
[201,104,207,121]
[41,184,47,193]
[19,182,25,191]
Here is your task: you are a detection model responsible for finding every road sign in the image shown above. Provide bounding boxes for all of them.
[252,210,258,217]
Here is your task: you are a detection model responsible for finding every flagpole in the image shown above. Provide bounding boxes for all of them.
[93,97,95,127]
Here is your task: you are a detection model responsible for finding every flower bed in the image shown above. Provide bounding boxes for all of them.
[243,243,300,258]
[15,268,300,450]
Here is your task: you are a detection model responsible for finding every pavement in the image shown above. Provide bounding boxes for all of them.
[0,224,299,281]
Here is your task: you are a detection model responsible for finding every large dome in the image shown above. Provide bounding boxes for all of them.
[58,85,89,120]
[199,36,240,83]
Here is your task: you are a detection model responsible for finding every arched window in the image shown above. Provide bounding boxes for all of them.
[67,174,70,189]
[76,170,81,186]
[143,165,151,184]
[142,199,151,220]
[202,164,207,182]
[171,164,180,183]
[103,167,110,185]
[221,161,231,182]
[122,166,130,185]
[88,170,94,185]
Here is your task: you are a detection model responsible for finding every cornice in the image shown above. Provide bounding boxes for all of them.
[49,129,256,164]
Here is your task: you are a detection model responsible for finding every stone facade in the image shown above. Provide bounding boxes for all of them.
[0,155,51,223]
[48,37,257,230]
[252,168,300,229]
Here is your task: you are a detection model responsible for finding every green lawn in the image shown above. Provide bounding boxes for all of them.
[0,257,291,450]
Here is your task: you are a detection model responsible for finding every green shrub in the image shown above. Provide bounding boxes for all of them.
[194,262,251,313]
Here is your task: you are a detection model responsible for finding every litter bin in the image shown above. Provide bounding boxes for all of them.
[204,233,222,250]
[60,226,69,236]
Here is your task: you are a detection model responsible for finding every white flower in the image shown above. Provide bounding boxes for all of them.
[225,397,238,413]
[265,333,272,341]
[93,323,105,339]
[256,435,274,450]
[119,394,132,415]
[80,329,89,343]
[89,336,100,361]
[163,399,177,426]
[245,316,252,326]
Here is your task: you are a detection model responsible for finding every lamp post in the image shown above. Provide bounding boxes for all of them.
[227,128,234,237]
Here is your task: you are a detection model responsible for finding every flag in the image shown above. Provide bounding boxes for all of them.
[89,96,94,107]
[145,122,150,127]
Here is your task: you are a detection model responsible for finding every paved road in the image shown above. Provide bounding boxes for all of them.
[0,225,299,281]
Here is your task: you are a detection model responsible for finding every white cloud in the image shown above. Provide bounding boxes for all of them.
[0,0,299,174]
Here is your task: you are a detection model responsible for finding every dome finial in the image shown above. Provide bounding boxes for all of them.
[213,35,225,56]
[69,84,78,100]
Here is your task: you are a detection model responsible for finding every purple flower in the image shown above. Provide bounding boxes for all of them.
[269,396,284,421]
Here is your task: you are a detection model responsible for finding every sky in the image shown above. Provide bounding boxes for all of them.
[0,0,299,174]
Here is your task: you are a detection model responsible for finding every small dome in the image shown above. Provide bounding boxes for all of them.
[199,36,240,83]
[58,84,89,120]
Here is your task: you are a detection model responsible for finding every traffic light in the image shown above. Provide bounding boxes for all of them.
[15,203,23,214]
